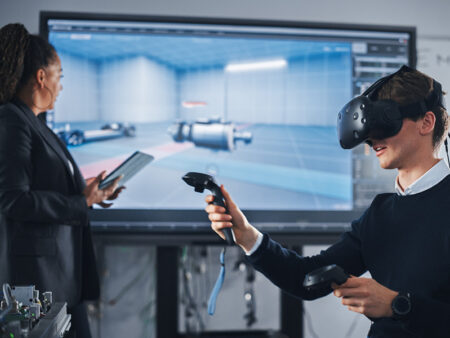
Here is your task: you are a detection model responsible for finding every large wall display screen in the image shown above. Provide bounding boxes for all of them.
[40,13,415,227]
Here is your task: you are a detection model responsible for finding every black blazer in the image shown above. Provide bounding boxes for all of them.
[0,99,99,308]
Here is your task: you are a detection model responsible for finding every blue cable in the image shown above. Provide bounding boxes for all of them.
[207,247,226,315]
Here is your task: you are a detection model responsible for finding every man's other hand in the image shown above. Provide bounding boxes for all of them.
[332,276,398,318]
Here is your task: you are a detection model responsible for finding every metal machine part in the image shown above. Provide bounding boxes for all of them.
[56,122,136,146]
[168,118,252,151]
[10,285,36,307]
[28,303,71,338]
[42,293,52,305]
[1,284,70,338]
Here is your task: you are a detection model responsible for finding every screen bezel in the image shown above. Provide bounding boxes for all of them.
[39,11,416,230]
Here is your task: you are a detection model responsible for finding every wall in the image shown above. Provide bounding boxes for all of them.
[55,52,99,122]
[1,0,450,39]
[54,55,178,123]
[179,67,226,121]
[98,56,177,122]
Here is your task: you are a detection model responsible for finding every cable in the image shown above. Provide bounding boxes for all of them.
[445,134,450,167]
[181,246,205,333]
[107,256,150,306]
[207,248,226,315]
[199,247,209,311]
[138,250,157,338]
[2,284,13,306]
[0,284,13,324]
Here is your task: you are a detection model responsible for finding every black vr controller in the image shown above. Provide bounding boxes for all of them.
[303,264,349,291]
[182,172,234,245]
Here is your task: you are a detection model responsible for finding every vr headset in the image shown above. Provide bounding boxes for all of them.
[337,65,447,149]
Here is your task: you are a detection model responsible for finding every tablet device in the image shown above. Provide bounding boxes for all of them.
[98,151,154,189]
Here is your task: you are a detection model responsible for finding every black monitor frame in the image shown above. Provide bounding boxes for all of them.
[39,11,416,234]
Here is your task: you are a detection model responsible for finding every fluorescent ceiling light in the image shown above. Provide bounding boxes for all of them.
[70,34,91,40]
[225,59,287,72]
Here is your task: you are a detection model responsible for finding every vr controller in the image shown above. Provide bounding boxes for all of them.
[182,172,234,245]
[303,264,349,291]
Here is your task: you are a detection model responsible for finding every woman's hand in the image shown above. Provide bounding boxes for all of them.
[83,171,124,208]
[205,185,260,252]
[96,185,126,208]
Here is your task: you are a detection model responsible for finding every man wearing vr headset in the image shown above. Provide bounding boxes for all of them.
[204,65,450,337]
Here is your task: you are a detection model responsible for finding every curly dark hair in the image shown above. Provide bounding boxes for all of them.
[376,69,449,150]
[0,23,57,104]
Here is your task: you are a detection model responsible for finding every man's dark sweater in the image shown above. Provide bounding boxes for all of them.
[247,174,450,337]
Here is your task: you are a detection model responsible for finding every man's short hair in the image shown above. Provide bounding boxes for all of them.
[376,69,449,149]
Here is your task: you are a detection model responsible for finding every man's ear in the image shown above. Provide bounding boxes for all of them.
[419,111,436,136]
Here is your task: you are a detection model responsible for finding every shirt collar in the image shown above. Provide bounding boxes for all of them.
[395,159,450,196]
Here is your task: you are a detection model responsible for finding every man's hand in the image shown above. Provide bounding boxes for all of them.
[205,185,260,252]
[332,276,398,318]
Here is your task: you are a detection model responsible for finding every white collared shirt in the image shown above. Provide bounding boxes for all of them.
[395,159,450,196]
[246,159,450,256]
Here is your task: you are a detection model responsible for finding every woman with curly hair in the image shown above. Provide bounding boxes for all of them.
[0,23,124,337]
